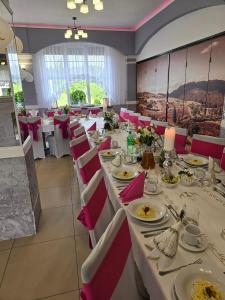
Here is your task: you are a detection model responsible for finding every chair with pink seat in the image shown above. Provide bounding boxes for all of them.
[175,127,188,154]
[128,112,141,127]
[78,169,114,247]
[77,147,101,186]
[74,126,86,138]
[152,120,168,135]
[46,110,55,118]
[69,120,80,140]
[70,134,90,162]
[88,107,101,115]
[47,115,70,158]
[220,148,225,170]
[119,107,127,119]
[80,208,147,300]
[138,116,151,127]
[191,134,225,159]
[27,116,45,159]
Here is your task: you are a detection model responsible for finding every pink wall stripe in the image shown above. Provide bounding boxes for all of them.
[11,0,175,32]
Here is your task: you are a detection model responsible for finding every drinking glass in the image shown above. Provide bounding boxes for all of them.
[183,206,200,226]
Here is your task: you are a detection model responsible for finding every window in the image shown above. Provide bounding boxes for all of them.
[33,42,127,108]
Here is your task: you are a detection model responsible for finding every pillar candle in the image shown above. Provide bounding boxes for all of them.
[164,127,175,151]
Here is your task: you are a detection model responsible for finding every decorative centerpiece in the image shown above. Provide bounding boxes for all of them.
[163,127,175,177]
[136,126,159,169]
[63,104,70,115]
[103,111,119,131]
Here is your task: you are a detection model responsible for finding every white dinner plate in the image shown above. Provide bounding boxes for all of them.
[100,150,116,159]
[183,155,208,167]
[139,211,171,227]
[174,265,225,300]
[179,233,208,253]
[127,199,167,222]
[112,167,138,181]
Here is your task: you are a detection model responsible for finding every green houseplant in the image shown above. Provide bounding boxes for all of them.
[70,90,86,104]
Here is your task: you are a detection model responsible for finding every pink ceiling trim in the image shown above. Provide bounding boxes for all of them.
[132,0,175,30]
[12,0,175,32]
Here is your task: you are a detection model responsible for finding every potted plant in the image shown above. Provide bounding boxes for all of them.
[71,90,86,104]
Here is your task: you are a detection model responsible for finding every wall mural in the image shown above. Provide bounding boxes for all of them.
[137,34,225,137]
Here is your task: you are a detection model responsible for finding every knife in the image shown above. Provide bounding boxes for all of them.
[141,226,170,234]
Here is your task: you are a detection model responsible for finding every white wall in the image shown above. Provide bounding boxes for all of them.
[138,5,225,61]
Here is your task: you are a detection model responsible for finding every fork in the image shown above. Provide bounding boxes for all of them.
[158,258,202,276]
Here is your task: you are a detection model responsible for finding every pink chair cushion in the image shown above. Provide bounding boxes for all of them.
[80,217,132,300]
[175,134,187,154]
[220,152,225,170]
[128,115,139,127]
[79,154,101,184]
[122,112,129,120]
[191,139,224,159]
[119,111,127,119]
[139,120,151,127]
[71,139,90,160]
[155,125,166,135]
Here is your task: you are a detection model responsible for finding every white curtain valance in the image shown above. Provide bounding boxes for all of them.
[33,42,127,108]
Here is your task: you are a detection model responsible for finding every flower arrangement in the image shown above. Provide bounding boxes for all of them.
[103,111,119,130]
[63,105,70,115]
[136,125,159,149]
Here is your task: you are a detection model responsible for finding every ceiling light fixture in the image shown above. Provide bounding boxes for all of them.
[67,0,76,9]
[66,0,104,12]
[64,17,88,40]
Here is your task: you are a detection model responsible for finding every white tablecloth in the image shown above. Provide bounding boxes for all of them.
[96,130,225,300]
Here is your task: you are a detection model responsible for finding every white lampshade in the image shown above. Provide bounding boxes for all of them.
[0,16,13,54]
[93,0,101,4]
[78,29,84,36]
[64,31,71,39]
[95,1,103,10]
[74,33,80,40]
[15,36,23,53]
[80,3,89,14]
[67,0,76,9]
[75,0,83,3]
[82,32,88,38]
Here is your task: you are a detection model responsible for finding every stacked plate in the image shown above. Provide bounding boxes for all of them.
[112,167,138,182]
[100,150,116,160]
[172,265,225,300]
[183,155,208,168]
[127,199,171,227]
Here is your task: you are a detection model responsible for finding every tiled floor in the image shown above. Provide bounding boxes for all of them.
[0,156,91,300]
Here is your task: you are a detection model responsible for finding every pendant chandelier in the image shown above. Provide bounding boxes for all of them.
[64,17,88,40]
[67,0,103,13]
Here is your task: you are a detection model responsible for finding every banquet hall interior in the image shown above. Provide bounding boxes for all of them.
[1,0,225,299]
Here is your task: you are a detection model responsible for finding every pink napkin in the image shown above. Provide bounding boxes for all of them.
[87,122,96,132]
[119,115,126,122]
[119,171,145,203]
[98,136,111,151]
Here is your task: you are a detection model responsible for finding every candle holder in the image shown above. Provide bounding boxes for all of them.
[163,150,174,177]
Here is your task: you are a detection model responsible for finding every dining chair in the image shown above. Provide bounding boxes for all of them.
[46,110,55,118]
[70,134,90,161]
[88,107,101,115]
[47,115,70,158]
[74,126,86,138]
[119,107,128,119]
[77,147,101,186]
[80,208,148,300]
[138,116,151,127]
[175,127,188,154]
[78,169,114,247]
[27,116,45,159]
[69,120,80,140]
[220,148,225,170]
[191,134,225,159]
[18,116,29,143]
[128,112,141,127]
[152,120,168,135]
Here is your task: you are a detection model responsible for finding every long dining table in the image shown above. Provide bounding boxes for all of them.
[43,115,225,299]
[83,117,225,300]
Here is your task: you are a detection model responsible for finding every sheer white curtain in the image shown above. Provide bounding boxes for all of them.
[33,42,127,108]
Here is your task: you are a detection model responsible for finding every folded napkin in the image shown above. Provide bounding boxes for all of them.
[87,122,96,132]
[98,136,112,151]
[146,221,182,271]
[119,171,145,203]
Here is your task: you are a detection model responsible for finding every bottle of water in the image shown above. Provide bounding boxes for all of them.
[127,131,134,154]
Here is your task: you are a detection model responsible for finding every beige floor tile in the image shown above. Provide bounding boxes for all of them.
[37,156,70,173]
[40,186,72,209]
[0,238,78,300]
[43,290,80,300]
[37,171,71,189]
[0,250,10,283]
[0,240,13,251]
[14,206,74,247]
[74,216,87,236]
[71,181,81,209]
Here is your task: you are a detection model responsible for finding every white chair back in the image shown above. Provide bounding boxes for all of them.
[74,126,86,138]
[27,116,45,159]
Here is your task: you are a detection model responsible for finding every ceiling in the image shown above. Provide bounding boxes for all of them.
[9,0,167,30]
